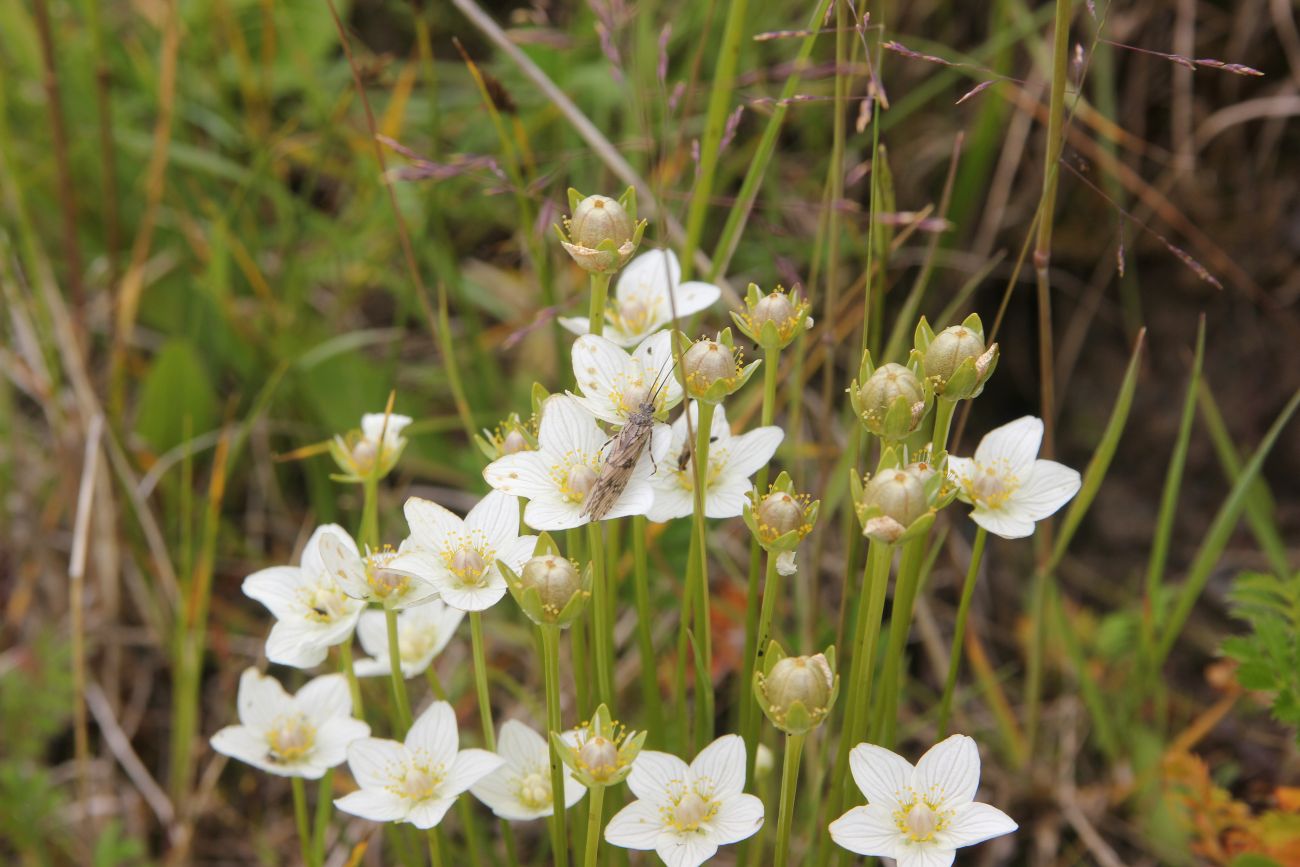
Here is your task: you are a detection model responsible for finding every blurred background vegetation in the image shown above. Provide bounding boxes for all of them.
[2,0,1298,863]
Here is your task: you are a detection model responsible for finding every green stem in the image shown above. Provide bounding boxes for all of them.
[937,527,987,736]
[588,271,611,337]
[874,536,925,748]
[360,474,380,551]
[743,551,781,780]
[470,612,496,749]
[588,522,614,706]
[631,515,662,739]
[427,829,445,867]
[312,770,333,865]
[385,607,413,730]
[339,638,364,721]
[773,734,805,867]
[542,625,570,867]
[689,401,717,742]
[931,397,957,455]
[584,785,606,867]
[292,777,314,867]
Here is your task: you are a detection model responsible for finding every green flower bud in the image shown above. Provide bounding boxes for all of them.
[552,704,646,788]
[501,534,591,627]
[556,187,647,274]
[855,363,927,439]
[731,284,813,349]
[743,471,819,554]
[676,329,760,404]
[753,643,839,735]
[521,555,583,615]
[919,318,999,400]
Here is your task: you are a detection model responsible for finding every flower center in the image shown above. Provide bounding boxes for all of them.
[609,295,657,337]
[577,736,619,781]
[895,799,950,843]
[398,626,436,664]
[516,770,553,810]
[616,379,651,416]
[365,551,412,600]
[965,461,1018,509]
[396,763,444,802]
[266,715,316,764]
[559,463,598,504]
[668,790,716,833]
[671,446,725,493]
[448,544,489,585]
[301,584,353,623]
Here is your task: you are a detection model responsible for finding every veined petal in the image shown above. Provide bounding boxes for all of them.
[604,799,664,850]
[968,505,1035,540]
[294,673,352,724]
[497,720,547,768]
[524,498,588,531]
[655,831,719,867]
[334,789,408,823]
[346,738,408,789]
[355,610,389,660]
[616,249,681,305]
[706,793,764,844]
[497,535,538,572]
[209,725,271,770]
[944,457,976,502]
[465,490,521,551]
[406,797,456,830]
[912,734,980,809]
[894,841,958,867]
[472,773,546,821]
[265,621,332,669]
[242,567,307,620]
[574,334,634,406]
[848,743,915,810]
[689,734,746,798]
[484,452,556,500]
[632,331,682,405]
[718,426,783,480]
[404,497,465,551]
[302,524,357,577]
[646,483,694,523]
[628,750,690,804]
[539,395,605,457]
[406,701,458,766]
[705,477,754,520]
[317,531,366,596]
[312,718,371,768]
[938,800,1018,849]
[385,550,445,586]
[972,416,1042,474]
[237,668,291,730]
[444,748,506,796]
[558,316,593,337]
[828,804,899,857]
[433,577,508,612]
[600,479,656,522]
[668,280,722,320]
[1008,459,1081,523]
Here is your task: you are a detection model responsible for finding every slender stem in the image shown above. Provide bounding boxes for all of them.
[292,777,314,867]
[541,625,570,867]
[584,785,606,867]
[689,401,717,742]
[589,522,614,706]
[743,551,781,780]
[469,611,496,749]
[427,829,445,867]
[874,537,925,749]
[588,271,611,338]
[931,397,957,455]
[385,607,413,730]
[773,734,806,867]
[938,527,988,736]
[339,637,364,720]
[312,770,334,865]
[631,515,662,738]
[361,475,380,551]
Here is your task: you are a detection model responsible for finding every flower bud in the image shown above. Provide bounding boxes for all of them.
[577,736,619,781]
[862,470,927,528]
[350,439,378,474]
[924,325,985,384]
[520,555,582,615]
[554,703,646,788]
[766,655,833,714]
[682,339,735,390]
[731,284,813,349]
[757,491,805,537]
[856,362,926,439]
[502,429,528,455]
[744,471,819,553]
[904,460,937,487]
[568,195,634,251]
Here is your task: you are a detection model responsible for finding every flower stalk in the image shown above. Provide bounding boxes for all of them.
[385,607,413,730]
[588,523,614,706]
[469,611,496,749]
[583,784,605,867]
[540,624,569,867]
[292,777,315,867]
[938,526,988,735]
[587,271,611,338]
[688,399,717,740]
[630,515,662,737]
[773,733,805,867]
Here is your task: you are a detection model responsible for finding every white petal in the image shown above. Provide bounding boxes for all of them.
[705,793,764,845]
[605,799,665,850]
[944,456,976,503]
[562,772,587,810]
[388,576,441,610]
[848,743,915,810]
[524,497,588,531]
[265,621,332,669]
[573,334,633,401]
[242,567,307,620]
[294,673,353,723]
[646,484,694,523]
[498,720,548,768]
[776,551,798,576]
[355,610,389,659]
[1007,459,1081,523]
[558,316,592,337]
[361,412,412,442]
[406,797,456,829]
[599,479,656,522]
[667,280,721,319]
[484,452,557,501]
[894,841,958,867]
[432,575,508,612]
[406,702,459,766]
[616,249,681,304]
[210,725,271,770]
[912,734,980,809]
[472,773,546,821]
[318,531,367,596]
[236,668,291,730]
[497,535,539,573]
[973,416,1042,473]
[465,490,521,551]
[828,804,899,857]
[938,800,1018,849]
[539,395,604,457]
[444,748,506,796]
[968,505,1035,540]
[655,831,719,867]
[350,657,392,678]
[333,789,409,823]
[718,426,783,480]
[302,524,357,576]
[312,718,371,769]
[346,738,407,789]
[404,497,464,550]
[689,734,746,798]
[632,331,682,405]
[704,477,753,520]
[385,550,445,586]
[628,750,690,804]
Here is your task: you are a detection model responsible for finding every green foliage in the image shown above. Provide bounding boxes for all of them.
[1222,571,1300,742]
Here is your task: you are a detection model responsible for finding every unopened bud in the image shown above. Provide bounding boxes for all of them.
[520,555,582,613]
[766,654,833,714]
[568,195,634,250]
[757,491,805,537]
[502,429,528,455]
[578,736,619,780]
[858,363,923,415]
[683,339,735,390]
[863,469,927,528]
[924,326,985,384]
[751,292,796,330]
[350,439,378,473]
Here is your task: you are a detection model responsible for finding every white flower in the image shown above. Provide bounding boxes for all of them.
[829,734,1017,867]
[361,412,413,453]
[571,331,682,427]
[647,402,783,523]
[559,249,721,348]
[210,669,369,779]
[384,491,536,612]
[335,701,503,829]
[317,530,438,610]
[470,720,586,820]
[242,525,365,669]
[946,416,1081,539]
[604,734,764,867]
[352,602,464,678]
[483,395,670,531]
